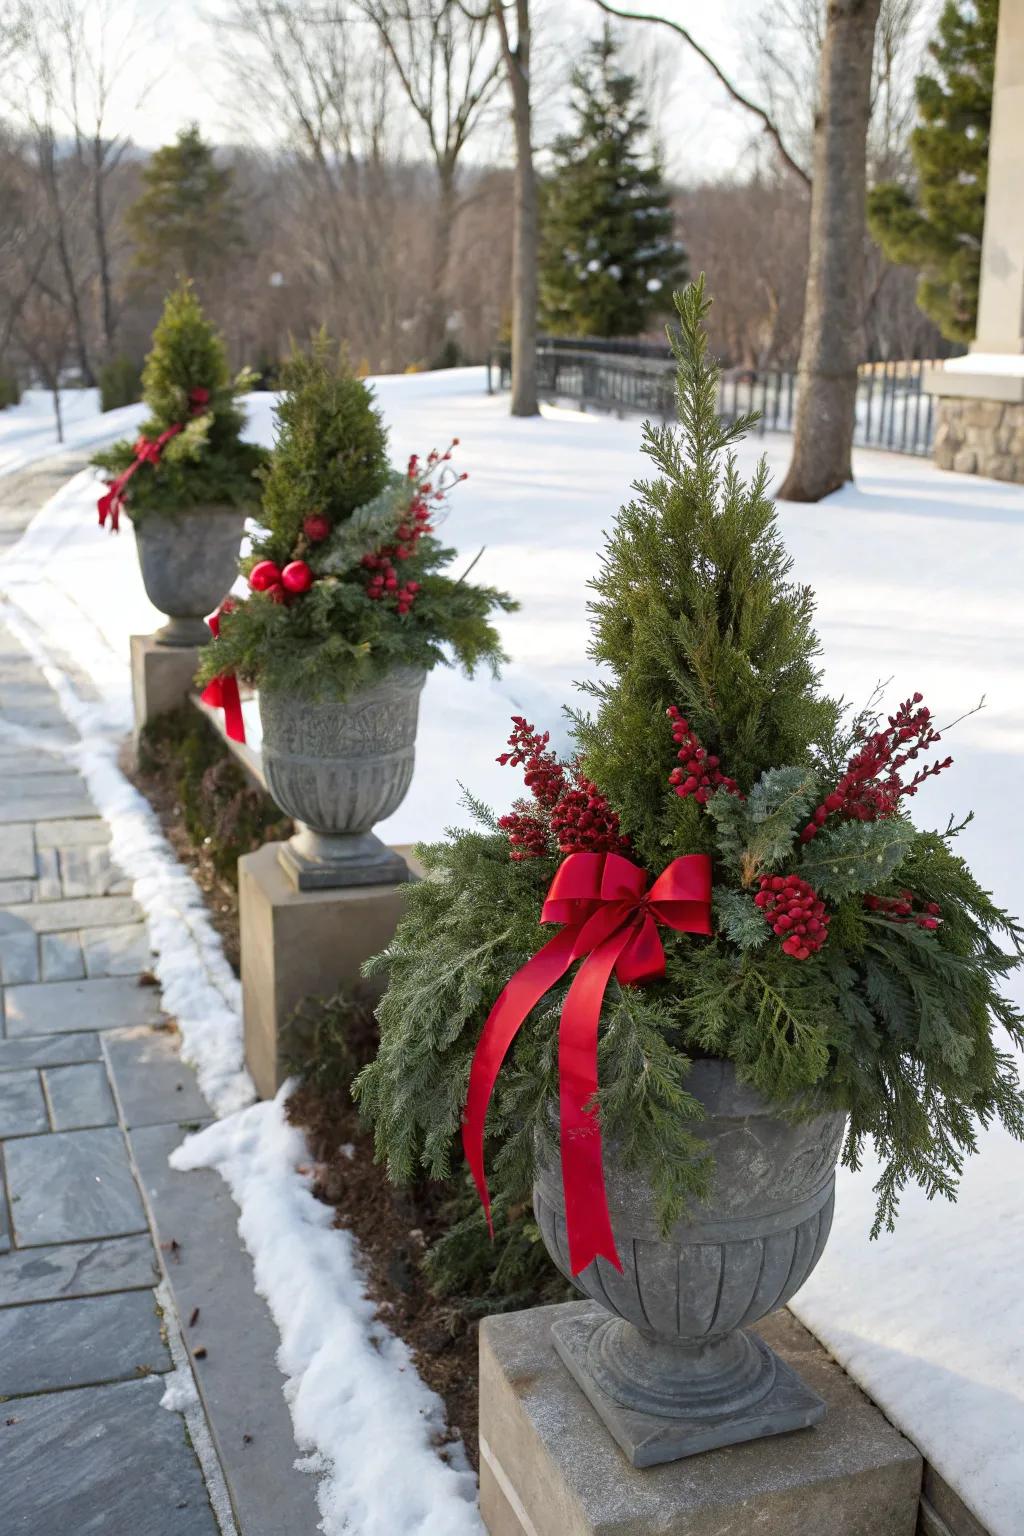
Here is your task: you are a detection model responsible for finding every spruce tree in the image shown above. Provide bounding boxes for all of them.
[539,27,687,338]
[126,125,247,297]
[92,284,264,519]
[868,0,997,343]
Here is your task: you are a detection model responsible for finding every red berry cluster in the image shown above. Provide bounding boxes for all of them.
[801,692,952,844]
[303,512,330,544]
[496,717,628,860]
[550,776,629,857]
[497,718,566,808]
[863,891,941,930]
[362,440,466,615]
[497,804,549,862]
[755,874,830,960]
[666,708,741,803]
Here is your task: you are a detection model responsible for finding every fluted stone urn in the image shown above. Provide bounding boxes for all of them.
[533,1059,846,1467]
[259,667,426,890]
[135,507,247,647]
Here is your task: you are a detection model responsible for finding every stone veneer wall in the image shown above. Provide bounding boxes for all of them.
[933,397,1024,483]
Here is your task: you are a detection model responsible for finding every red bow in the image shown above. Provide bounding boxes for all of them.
[97,387,211,531]
[462,849,713,1276]
[199,608,245,743]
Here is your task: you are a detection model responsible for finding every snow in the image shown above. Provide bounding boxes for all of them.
[2,367,1023,1533]
[0,389,147,477]
[944,352,1024,378]
[170,1089,482,1536]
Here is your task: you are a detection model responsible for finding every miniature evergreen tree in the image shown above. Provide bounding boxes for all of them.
[126,125,247,296]
[198,337,515,700]
[539,26,687,338]
[868,0,997,343]
[357,278,1024,1250]
[92,283,264,520]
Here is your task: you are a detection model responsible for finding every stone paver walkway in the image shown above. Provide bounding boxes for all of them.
[0,599,322,1534]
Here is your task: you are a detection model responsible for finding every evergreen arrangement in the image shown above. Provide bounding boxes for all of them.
[868,0,998,344]
[93,284,263,523]
[197,337,514,701]
[357,279,1024,1242]
[539,26,687,338]
[125,124,247,296]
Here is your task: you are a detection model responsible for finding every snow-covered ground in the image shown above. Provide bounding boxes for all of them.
[2,368,1023,1534]
[0,388,147,477]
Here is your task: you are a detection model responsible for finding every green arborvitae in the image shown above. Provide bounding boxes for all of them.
[92,284,265,520]
[539,25,687,338]
[197,336,516,700]
[356,278,1024,1250]
[868,0,998,344]
[126,124,247,296]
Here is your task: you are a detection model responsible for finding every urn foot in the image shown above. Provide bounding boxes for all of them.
[552,1309,825,1468]
[154,615,210,648]
[278,825,412,891]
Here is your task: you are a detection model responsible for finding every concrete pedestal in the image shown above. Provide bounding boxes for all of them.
[480,1302,922,1536]
[130,634,202,745]
[238,839,420,1099]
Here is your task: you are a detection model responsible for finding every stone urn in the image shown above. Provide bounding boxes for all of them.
[134,507,247,647]
[259,667,426,890]
[533,1059,846,1467]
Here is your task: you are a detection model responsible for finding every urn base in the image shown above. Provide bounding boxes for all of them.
[552,1308,825,1468]
[154,615,211,648]
[278,825,413,891]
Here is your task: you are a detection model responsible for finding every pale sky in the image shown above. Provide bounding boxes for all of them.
[68,0,937,182]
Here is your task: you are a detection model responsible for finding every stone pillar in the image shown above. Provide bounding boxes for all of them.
[130,635,202,748]
[238,840,421,1099]
[479,1301,923,1536]
[925,3,1024,482]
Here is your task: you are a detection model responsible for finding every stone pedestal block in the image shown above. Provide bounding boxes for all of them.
[238,840,419,1099]
[130,635,201,745]
[479,1301,922,1536]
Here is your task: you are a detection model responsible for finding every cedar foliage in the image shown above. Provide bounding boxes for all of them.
[357,278,1024,1244]
[868,0,998,343]
[198,336,515,700]
[539,26,687,338]
[92,284,264,519]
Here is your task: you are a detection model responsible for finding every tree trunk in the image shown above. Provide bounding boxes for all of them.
[495,0,539,418]
[92,138,116,360]
[424,162,457,365]
[779,0,881,503]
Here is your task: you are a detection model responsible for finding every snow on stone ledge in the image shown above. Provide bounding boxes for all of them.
[171,1090,482,1536]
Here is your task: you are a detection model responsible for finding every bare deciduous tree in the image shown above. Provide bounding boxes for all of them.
[489,0,538,416]
[779,0,883,502]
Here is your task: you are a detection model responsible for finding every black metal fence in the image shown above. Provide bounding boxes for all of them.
[486,343,943,458]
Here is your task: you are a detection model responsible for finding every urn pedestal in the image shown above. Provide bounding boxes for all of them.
[533,1060,846,1467]
[134,506,247,647]
[258,668,426,891]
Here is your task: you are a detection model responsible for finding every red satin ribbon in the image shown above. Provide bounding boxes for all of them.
[97,387,211,531]
[199,609,245,743]
[462,849,713,1275]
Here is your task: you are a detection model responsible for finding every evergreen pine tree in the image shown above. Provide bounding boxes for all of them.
[868,0,997,343]
[126,125,247,297]
[93,283,264,518]
[539,27,687,338]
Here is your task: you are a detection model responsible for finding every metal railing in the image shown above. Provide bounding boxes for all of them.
[487,344,943,458]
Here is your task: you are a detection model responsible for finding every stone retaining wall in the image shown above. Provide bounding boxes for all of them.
[933,396,1024,483]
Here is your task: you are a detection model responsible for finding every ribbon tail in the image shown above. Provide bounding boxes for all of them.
[462,926,580,1236]
[559,929,633,1276]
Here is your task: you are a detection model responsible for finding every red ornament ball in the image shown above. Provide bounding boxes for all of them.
[266,583,288,604]
[250,560,282,592]
[281,560,313,594]
[303,513,330,543]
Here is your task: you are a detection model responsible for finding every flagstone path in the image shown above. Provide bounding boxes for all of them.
[0,457,321,1534]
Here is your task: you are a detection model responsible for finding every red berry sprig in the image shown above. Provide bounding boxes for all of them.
[863,891,941,930]
[497,718,566,808]
[363,439,467,615]
[497,805,550,863]
[801,692,952,843]
[666,707,742,804]
[754,873,830,960]
[550,776,629,857]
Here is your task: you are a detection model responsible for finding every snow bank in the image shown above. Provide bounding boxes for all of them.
[171,1090,482,1536]
[0,389,147,477]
